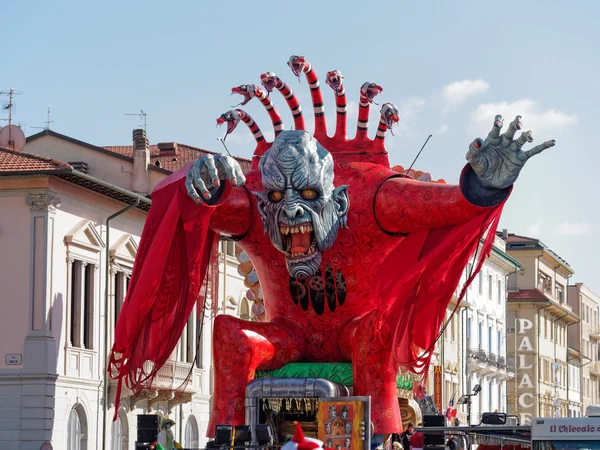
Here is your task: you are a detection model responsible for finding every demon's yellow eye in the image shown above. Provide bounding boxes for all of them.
[241,85,246,89]
[269,191,283,202]
[300,189,317,200]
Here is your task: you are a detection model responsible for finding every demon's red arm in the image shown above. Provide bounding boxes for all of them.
[375,164,512,234]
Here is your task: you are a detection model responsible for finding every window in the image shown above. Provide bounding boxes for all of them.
[113,271,129,329]
[185,416,200,448]
[467,317,472,340]
[497,280,502,304]
[67,405,87,450]
[488,326,493,353]
[555,283,564,302]
[497,331,502,356]
[478,322,483,350]
[69,260,95,349]
[111,412,128,450]
[479,273,483,295]
[488,274,493,299]
[538,271,552,295]
[223,240,236,257]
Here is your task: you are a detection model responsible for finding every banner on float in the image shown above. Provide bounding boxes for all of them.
[317,396,371,450]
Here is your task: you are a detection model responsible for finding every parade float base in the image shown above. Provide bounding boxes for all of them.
[255,362,415,391]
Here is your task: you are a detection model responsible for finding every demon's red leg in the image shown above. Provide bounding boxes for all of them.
[207,315,306,437]
[341,311,403,434]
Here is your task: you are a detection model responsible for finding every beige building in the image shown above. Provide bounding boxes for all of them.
[501,231,579,424]
[0,130,252,449]
[568,283,600,414]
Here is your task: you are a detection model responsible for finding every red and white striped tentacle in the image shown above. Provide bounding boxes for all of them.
[237,109,265,144]
[327,70,347,140]
[271,78,305,131]
[375,115,389,141]
[255,88,284,137]
[356,89,372,141]
[302,62,327,136]
[375,103,400,142]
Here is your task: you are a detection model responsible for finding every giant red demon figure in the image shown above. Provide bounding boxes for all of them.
[110,56,555,436]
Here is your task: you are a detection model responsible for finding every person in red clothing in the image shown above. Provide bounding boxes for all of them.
[409,430,424,450]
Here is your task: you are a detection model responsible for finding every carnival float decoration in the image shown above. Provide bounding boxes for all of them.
[109,55,556,437]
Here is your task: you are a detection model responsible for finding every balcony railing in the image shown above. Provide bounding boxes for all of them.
[467,349,508,370]
[589,362,600,377]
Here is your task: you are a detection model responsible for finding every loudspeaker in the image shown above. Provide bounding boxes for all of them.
[137,415,159,444]
[482,412,507,425]
[422,415,445,447]
[215,424,233,446]
[137,414,159,430]
[234,425,251,445]
[255,424,274,445]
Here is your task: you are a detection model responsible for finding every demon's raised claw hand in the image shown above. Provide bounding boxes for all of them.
[185,154,246,205]
[467,115,556,190]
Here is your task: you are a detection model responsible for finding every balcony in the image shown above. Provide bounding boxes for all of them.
[589,362,600,377]
[467,349,500,375]
[109,360,207,409]
[590,326,600,341]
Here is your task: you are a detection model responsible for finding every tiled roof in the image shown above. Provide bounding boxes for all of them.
[0,147,72,172]
[497,232,538,244]
[103,143,252,174]
[508,289,548,301]
[0,147,150,211]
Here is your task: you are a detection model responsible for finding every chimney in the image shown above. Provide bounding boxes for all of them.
[157,142,178,156]
[502,229,508,240]
[132,129,149,194]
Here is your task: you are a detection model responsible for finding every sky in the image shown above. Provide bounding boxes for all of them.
[3,0,600,292]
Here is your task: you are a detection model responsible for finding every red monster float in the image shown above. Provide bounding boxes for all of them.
[109,55,556,437]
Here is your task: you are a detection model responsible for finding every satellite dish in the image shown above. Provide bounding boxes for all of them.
[0,125,26,151]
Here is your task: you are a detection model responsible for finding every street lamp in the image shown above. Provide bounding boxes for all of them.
[457,384,481,426]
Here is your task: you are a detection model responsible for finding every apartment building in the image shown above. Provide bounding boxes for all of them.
[568,283,600,414]
[501,231,579,424]
[0,130,251,449]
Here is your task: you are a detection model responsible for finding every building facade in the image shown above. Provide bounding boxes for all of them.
[502,231,579,424]
[427,234,519,425]
[568,283,600,414]
[0,130,251,449]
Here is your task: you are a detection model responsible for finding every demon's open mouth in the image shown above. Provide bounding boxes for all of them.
[279,222,317,259]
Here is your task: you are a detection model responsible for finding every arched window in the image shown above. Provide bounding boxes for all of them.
[184,416,199,448]
[240,297,250,320]
[67,405,88,450]
[111,410,129,450]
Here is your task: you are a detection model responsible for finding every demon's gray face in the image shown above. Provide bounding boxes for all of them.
[255,131,350,279]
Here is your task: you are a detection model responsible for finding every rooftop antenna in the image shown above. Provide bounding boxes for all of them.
[31,107,54,131]
[0,88,24,127]
[125,109,147,131]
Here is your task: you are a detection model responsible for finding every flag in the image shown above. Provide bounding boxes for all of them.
[445,394,457,420]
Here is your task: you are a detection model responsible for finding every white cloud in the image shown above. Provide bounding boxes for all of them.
[436,124,449,135]
[527,220,544,236]
[469,99,577,137]
[555,222,594,236]
[441,79,490,112]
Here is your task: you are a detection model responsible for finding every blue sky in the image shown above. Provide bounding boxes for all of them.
[4,0,600,292]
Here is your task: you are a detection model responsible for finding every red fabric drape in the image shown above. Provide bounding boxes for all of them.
[374,194,505,379]
[109,170,227,418]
